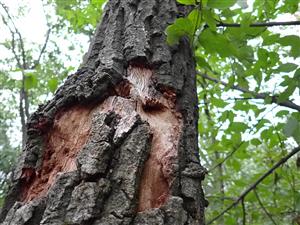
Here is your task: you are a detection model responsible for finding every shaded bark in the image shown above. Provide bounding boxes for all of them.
[0,0,207,224]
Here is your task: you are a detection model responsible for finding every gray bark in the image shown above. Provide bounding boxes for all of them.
[0,0,207,224]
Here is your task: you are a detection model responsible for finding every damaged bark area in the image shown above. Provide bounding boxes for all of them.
[21,105,95,202]
[125,66,182,211]
[0,0,207,224]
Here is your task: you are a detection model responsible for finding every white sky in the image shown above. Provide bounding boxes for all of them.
[0,0,90,72]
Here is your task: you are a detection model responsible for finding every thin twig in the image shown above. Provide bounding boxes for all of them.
[207,146,300,224]
[208,20,300,28]
[254,189,278,225]
[0,2,29,146]
[198,73,300,112]
[208,142,243,172]
[208,105,277,172]
[31,28,51,69]
[0,2,26,69]
[241,198,246,225]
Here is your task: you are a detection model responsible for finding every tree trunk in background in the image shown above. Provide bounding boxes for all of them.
[0,0,207,224]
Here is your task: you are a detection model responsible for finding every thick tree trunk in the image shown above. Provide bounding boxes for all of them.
[0,0,207,224]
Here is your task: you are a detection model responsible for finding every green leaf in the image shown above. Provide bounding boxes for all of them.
[275,110,289,117]
[177,0,196,5]
[237,45,254,62]
[278,35,300,58]
[257,48,269,68]
[188,9,203,30]
[211,97,229,108]
[229,122,248,132]
[166,18,193,45]
[24,73,38,90]
[275,63,298,73]
[48,78,58,93]
[279,35,300,45]
[199,29,238,58]
[263,33,280,45]
[251,138,262,146]
[256,119,270,130]
[231,159,241,171]
[207,0,237,9]
[277,84,296,102]
[284,116,300,143]
[203,8,216,31]
[294,68,300,94]
[264,96,273,104]
[196,56,212,70]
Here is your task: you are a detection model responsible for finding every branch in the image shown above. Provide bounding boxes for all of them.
[213,21,300,28]
[241,198,246,225]
[0,2,26,69]
[0,15,22,68]
[208,105,278,172]
[208,142,243,172]
[254,189,278,225]
[31,28,51,69]
[19,90,26,149]
[199,73,300,112]
[0,2,29,144]
[207,146,300,225]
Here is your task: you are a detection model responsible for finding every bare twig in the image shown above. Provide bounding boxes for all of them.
[198,78,225,224]
[198,73,300,112]
[241,198,246,225]
[31,28,51,69]
[208,105,276,172]
[214,20,300,28]
[0,2,29,146]
[207,146,300,224]
[208,142,243,172]
[19,89,26,148]
[0,2,26,69]
[254,189,278,225]
[0,15,22,68]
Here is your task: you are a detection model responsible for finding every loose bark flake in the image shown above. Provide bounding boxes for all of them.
[0,0,207,224]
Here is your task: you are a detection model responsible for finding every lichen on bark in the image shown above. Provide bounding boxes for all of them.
[0,0,207,224]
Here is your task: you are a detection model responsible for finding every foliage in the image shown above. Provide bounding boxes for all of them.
[0,101,19,205]
[167,0,300,224]
[46,0,106,37]
[0,0,83,205]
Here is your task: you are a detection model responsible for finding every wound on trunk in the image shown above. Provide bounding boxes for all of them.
[20,66,182,212]
[126,66,182,211]
[21,105,95,202]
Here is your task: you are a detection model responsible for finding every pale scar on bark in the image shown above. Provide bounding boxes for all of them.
[20,66,182,212]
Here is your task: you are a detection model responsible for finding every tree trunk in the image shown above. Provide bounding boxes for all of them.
[0,0,207,224]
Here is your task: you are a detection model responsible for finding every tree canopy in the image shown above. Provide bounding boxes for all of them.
[0,0,300,224]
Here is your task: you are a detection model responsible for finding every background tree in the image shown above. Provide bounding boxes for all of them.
[0,0,86,204]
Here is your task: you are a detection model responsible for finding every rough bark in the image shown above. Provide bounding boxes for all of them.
[0,0,207,224]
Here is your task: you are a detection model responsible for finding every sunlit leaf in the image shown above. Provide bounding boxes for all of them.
[207,0,237,9]
[48,78,58,93]
[166,18,193,45]
[177,0,196,5]
[24,73,38,90]
[275,63,298,73]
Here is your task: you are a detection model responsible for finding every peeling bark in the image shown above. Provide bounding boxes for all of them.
[0,0,207,224]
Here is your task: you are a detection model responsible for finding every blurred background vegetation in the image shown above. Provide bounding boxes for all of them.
[0,0,300,224]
